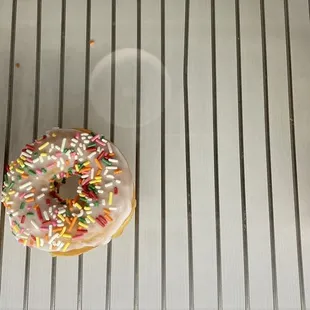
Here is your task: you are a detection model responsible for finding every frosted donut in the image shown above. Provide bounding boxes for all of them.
[1,128,135,256]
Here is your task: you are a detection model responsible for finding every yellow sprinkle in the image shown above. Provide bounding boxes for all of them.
[40,152,47,157]
[52,133,57,137]
[57,214,65,222]
[84,207,91,211]
[62,234,72,239]
[63,242,70,252]
[39,142,49,150]
[95,176,102,181]
[60,227,66,236]
[83,161,90,166]
[16,168,24,174]
[36,237,40,248]
[23,240,27,246]
[17,158,25,167]
[89,180,101,184]
[75,164,79,172]
[20,155,26,161]
[74,203,82,210]
[78,222,88,229]
[9,190,16,195]
[87,215,95,223]
[108,192,113,205]
[13,225,19,234]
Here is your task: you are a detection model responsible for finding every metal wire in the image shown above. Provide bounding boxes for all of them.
[0,0,17,296]
[105,1,116,309]
[259,1,279,308]
[23,1,42,309]
[133,0,141,309]
[283,0,306,309]
[50,0,67,307]
[234,1,250,308]
[160,0,166,309]
[77,1,92,309]
[183,1,194,309]
[210,1,223,309]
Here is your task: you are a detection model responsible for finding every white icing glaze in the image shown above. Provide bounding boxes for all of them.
[1,128,134,253]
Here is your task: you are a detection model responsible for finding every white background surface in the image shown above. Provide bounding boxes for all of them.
[0,0,310,309]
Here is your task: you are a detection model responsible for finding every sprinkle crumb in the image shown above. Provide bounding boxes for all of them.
[15,63,20,68]
[90,39,95,46]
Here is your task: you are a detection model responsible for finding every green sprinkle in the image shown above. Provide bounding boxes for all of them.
[80,197,88,202]
[87,143,96,148]
[28,169,36,176]
[4,174,8,183]
[88,185,96,191]
[26,212,34,216]
[101,158,111,166]
[20,202,26,210]
[8,182,15,190]
[17,175,22,181]
[41,168,47,173]
[79,217,87,224]
[94,201,99,207]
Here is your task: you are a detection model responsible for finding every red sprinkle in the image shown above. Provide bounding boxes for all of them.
[96,217,106,227]
[97,150,105,160]
[35,206,43,222]
[87,147,96,153]
[41,220,52,227]
[98,215,107,225]
[26,144,35,151]
[113,187,118,194]
[21,215,26,224]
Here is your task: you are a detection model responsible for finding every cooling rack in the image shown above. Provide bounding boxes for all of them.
[0,0,310,309]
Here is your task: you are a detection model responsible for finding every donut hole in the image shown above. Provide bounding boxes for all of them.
[58,174,80,200]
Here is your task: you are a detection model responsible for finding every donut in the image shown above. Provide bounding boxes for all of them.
[1,128,135,256]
